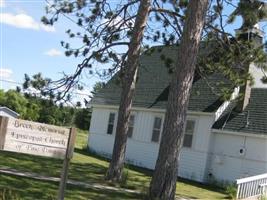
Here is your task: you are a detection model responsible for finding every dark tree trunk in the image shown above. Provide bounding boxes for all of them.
[148,1,209,199]
[105,0,151,181]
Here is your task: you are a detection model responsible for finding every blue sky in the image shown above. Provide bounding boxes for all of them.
[0,0,98,103]
[1,0,267,105]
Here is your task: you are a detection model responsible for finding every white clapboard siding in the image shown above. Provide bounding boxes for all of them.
[89,107,215,183]
[89,132,211,182]
[208,132,267,182]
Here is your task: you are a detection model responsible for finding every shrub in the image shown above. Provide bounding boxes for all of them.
[225,184,237,200]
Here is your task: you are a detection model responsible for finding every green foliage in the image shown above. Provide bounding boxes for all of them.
[74,108,91,130]
[207,177,237,200]
[25,102,40,121]
[14,72,91,128]
[196,30,267,99]
[0,89,90,130]
[0,188,20,200]
[3,90,27,117]
[225,184,237,200]
[0,89,39,120]
[228,0,267,29]
[92,81,105,96]
[30,73,51,91]
[22,73,54,100]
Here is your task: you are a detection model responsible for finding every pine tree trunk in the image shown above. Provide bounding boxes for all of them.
[105,0,151,182]
[148,1,209,199]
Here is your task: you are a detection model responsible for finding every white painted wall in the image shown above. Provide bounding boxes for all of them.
[208,131,267,183]
[89,106,215,182]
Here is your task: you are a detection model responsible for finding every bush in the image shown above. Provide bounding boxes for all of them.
[207,176,237,199]
[225,184,237,200]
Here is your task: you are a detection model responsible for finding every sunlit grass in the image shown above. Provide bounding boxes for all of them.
[0,129,229,199]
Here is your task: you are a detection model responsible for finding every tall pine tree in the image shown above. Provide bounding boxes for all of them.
[149,1,209,199]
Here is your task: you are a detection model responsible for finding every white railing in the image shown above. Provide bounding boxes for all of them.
[236,173,267,199]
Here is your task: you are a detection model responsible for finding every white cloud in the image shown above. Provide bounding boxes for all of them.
[0,68,13,79]
[44,48,62,56]
[0,13,39,29]
[0,12,55,32]
[40,24,55,32]
[0,0,5,8]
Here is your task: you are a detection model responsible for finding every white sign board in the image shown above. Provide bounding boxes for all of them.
[0,117,77,199]
[2,118,70,159]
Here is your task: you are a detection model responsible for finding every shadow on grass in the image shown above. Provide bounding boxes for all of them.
[0,146,227,199]
[0,151,62,177]
[0,150,107,186]
[74,148,108,162]
[0,174,142,200]
[0,149,148,192]
[73,148,228,196]
[69,162,107,184]
[73,148,151,189]
[75,148,153,176]
[177,177,226,194]
[74,148,227,195]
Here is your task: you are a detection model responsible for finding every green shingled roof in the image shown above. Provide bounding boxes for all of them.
[91,46,232,112]
[213,88,267,135]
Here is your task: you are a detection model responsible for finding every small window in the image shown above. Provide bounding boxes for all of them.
[107,113,115,135]
[151,117,162,142]
[127,115,135,138]
[183,120,195,148]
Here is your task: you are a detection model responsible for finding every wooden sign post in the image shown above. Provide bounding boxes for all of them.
[0,116,77,200]
[58,127,77,200]
[0,117,8,150]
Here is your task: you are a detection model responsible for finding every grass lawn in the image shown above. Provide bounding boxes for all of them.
[0,174,140,200]
[0,129,229,199]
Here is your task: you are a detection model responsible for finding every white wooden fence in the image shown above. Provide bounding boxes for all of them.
[236,173,267,199]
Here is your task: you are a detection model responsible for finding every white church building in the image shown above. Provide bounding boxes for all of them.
[88,30,267,183]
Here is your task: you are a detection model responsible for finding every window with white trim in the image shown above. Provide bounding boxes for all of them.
[151,117,162,142]
[127,115,135,138]
[183,120,195,148]
[107,113,115,135]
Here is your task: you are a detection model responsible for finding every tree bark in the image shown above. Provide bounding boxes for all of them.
[105,0,151,181]
[148,1,209,199]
